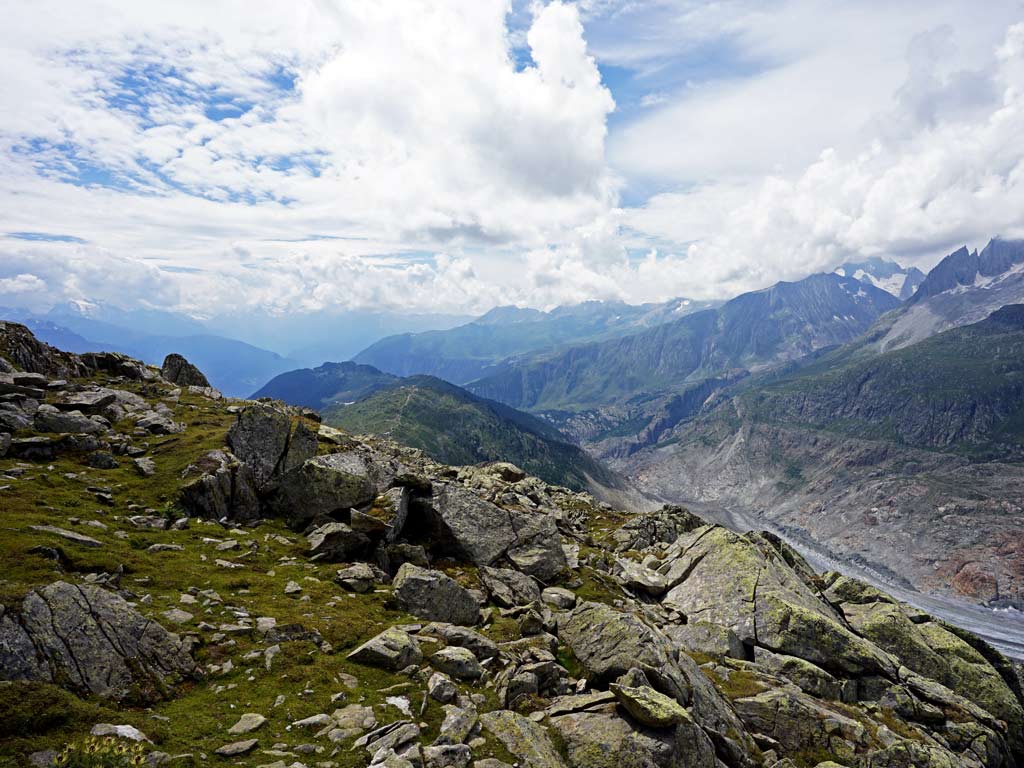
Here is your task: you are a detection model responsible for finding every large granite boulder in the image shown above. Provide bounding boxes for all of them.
[0,581,196,703]
[549,705,717,768]
[227,403,318,493]
[179,449,261,523]
[392,564,480,626]
[413,484,566,580]
[160,353,210,388]
[479,710,565,768]
[557,601,750,760]
[268,451,376,529]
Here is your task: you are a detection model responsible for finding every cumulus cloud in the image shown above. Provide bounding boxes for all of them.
[0,0,616,314]
[617,10,1024,300]
[3,0,1024,316]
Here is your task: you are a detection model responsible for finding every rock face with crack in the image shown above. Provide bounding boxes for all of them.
[0,581,196,703]
[160,353,211,388]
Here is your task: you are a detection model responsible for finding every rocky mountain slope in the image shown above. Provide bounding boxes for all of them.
[5,310,302,399]
[252,361,398,409]
[353,299,717,386]
[618,306,1024,610]
[467,273,899,414]
[868,238,1024,353]
[2,322,1023,768]
[834,257,925,300]
[322,376,631,501]
[252,362,632,501]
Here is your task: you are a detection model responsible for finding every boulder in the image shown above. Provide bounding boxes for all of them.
[479,710,566,768]
[431,647,483,680]
[612,505,707,552]
[733,689,867,762]
[347,627,423,670]
[0,581,196,703]
[557,602,748,751]
[307,522,371,561]
[550,709,717,768]
[335,563,377,593]
[0,322,88,378]
[268,451,376,529]
[392,564,480,625]
[609,683,693,727]
[179,450,261,523]
[33,405,106,434]
[416,484,566,580]
[480,566,541,608]
[420,623,499,660]
[227,403,317,493]
[135,410,184,435]
[160,353,210,388]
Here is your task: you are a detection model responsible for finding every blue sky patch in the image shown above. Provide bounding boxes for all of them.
[7,231,87,243]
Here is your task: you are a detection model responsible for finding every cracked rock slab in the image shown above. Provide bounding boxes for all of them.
[0,581,196,703]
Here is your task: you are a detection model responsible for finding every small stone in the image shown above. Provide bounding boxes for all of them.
[161,608,193,624]
[284,580,302,595]
[293,713,333,729]
[90,724,151,742]
[428,672,458,703]
[227,713,267,735]
[214,739,258,757]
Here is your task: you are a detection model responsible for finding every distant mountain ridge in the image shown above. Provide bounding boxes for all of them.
[352,297,718,385]
[865,238,1024,353]
[467,272,901,412]
[251,361,397,408]
[252,360,636,500]
[835,256,925,299]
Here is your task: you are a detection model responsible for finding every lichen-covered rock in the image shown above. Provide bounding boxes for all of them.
[479,566,541,608]
[829,578,1023,737]
[612,505,707,552]
[269,451,376,529]
[430,647,482,680]
[0,581,196,703]
[179,449,261,523]
[392,564,480,626]
[479,710,566,768]
[549,708,717,768]
[557,602,750,756]
[609,683,693,727]
[347,627,423,670]
[733,689,865,761]
[415,483,565,580]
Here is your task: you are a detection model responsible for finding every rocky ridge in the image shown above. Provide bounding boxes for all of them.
[0,321,1022,768]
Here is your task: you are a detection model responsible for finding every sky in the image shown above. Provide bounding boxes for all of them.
[3,0,1024,318]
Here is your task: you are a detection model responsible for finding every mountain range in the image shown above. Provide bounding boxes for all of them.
[353,297,718,384]
[253,361,635,502]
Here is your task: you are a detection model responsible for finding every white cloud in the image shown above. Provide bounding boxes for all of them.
[0,0,616,315]
[3,0,1024,316]
[0,273,47,295]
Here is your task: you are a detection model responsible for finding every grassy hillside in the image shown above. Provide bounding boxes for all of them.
[324,376,624,492]
[469,273,900,411]
[737,304,1024,458]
